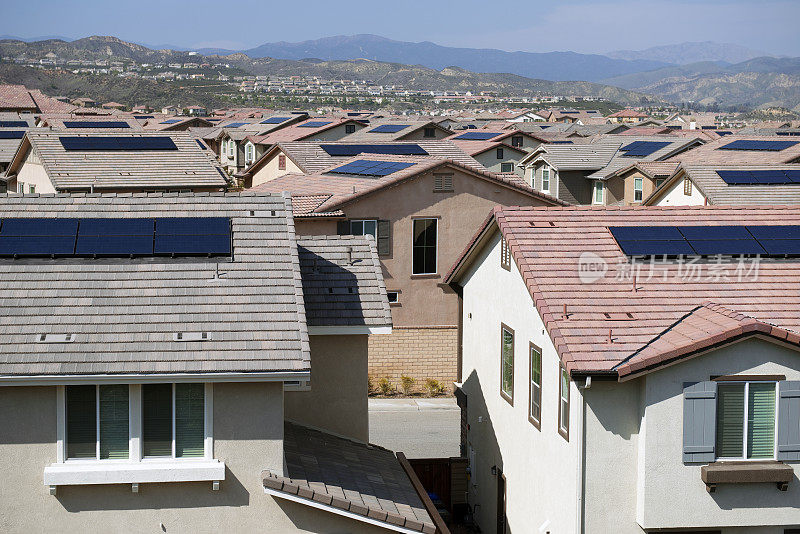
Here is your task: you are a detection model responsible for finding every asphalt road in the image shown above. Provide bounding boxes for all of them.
[368,397,461,459]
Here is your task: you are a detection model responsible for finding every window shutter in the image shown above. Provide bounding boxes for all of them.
[683,381,717,463]
[377,220,391,256]
[778,380,800,461]
[337,220,350,235]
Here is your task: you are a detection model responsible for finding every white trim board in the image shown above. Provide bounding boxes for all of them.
[0,371,310,386]
[308,326,392,336]
[44,460,225,486]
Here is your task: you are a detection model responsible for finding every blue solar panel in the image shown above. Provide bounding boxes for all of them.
[615,240,695,256]
[717,131,733,136]
[328,159,415,177]
[369,124,409,133]
[225,122,247,128]
[717,170,800,185]
[320,144,428,157]
[76,235,153,256]
[619,141,671,157]
[133,115,154,120]
[679,226,753,240]
[454,132,502,140]
[160,119,182,124]
[261,117,291,124]
[689,239,766,255]
[63,121,130,129]
[549,141,573,144]
[1,218,78,236]
[747,225,800,240]
[720,140,799,151]
[298,121,333,128]
[0,236,76,256]
[757,239,800,255]
[196,139,207,150]
[0,121,28,127]
[0,131,25,139]
[776,131,800,136]
[156,217,230,236]
[59,137,178,151]
[79,218,153,236]
[154,235,230,256]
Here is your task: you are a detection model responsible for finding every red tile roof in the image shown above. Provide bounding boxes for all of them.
[0,85,37,110]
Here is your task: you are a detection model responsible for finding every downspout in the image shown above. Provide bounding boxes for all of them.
[575,376,591,534]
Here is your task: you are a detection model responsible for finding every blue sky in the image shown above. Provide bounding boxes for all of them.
[3,0,800,55]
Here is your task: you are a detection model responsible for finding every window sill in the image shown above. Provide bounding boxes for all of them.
[410,273,440,279]
[700,461,793,493]
[44,459,225,487]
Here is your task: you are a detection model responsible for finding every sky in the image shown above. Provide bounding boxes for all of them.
[2,0,800,56]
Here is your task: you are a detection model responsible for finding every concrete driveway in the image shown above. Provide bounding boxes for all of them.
[368,397,460,459]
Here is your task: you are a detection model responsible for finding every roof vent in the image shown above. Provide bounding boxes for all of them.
[173,332,211,341]
[603,312,635,321]
[37,333,74,343]
[248,210,276,217]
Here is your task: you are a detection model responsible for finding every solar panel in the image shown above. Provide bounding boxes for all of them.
[133,115,154,120]
[154,235,231,255]
[59,136,178,151]
[1,218,78,236]
[717,170,800,185]
[156,217,230,236]
[717,131,733,136]
[298,121,333,128]
[619,141,671,157]
[776,131,800,136]
[747,225,800,240]
[549,141,573,144]
[678,225,753,240]
[261,117,291,124]
[688,239,766,255]
[63,121,130,129]
[0,121,28,127]
[320,144,428,156]
[76,235,153,256]
[720,140,799,151]
[756,239,800,255]
[369,124,409,134]
[79,218,153,236]
[160,119,182,124]
[614,239,695,256]
[327,159,415,177]
[0,236,77,256]
[0,131,25,139]
[225,122,247,128]
[454,132,502,141]
[196,139,207,150]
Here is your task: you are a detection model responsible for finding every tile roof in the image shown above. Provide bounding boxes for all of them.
[0,85,37,110]
[8,131,228,191]
[0,193,312,378]
[448,205,800,376]
[339,121,445,142]
[297,235,391,328]
[452,140,528,157]
[263,422,435,533]
[247,118,362,145]
[668,135,800,165]
[38,116,144,130]
[0,126,31,164]
[524,142,621,171]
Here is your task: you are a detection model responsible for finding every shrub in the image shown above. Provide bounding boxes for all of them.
[378,377,393,396]
[367,375,374,394]
[425,379,445,396]
[400,375,416,395]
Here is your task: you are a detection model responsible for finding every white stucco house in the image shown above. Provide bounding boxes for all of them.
[446,204,800,534]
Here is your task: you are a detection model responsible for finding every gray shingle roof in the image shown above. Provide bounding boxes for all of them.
[0,193,311,377]
[676,164,800,205]
[298,235,391,328]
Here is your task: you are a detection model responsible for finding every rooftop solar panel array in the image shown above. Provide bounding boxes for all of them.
[619,141,671,157]
[720,140,799,151]
[160,119,182,124]
[609,225,800,256]
[261,117,291,124]
[717,169,800,185]
[0,121,28,127]
[0,217,231,257]
[327,159,415,177]
[63,121,131,129]
[58,136,178,151]
[225,122,247,128]
[133,115,154,120]
[454,132,502,141]
[717,131,733,136]
[0,131,25,140]
[298,121,333,128]
[320,144,429,157]
[369,124,409,134]
[776,131,800,136]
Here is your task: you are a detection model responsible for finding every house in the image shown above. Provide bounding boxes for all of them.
[101,101,126,110]
[446,129,546,153]
[447,140,528,177]
[132,105,153,114]
[644,164,800,206]
[0,193,444,533]
[603,161,680,205]
[71,97,97,108]
[0,85,77,114]
[668,135,800,165]
[252,155,565,385]
[4,131,229,194]
[607,108,650,123]
[446,205,800,533]
[143,116,214,131]
[186,105,208,116]
[340,121,451,142]
[37,115,144,130]
[161,106,178,115]
[0,114,34,175]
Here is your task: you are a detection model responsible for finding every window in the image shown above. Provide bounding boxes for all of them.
[18,182,24,194]
[500,235,511,271]
[593,180,604,204]
[541,166,550,192]
[349,219,377,239]
[511,135,523,148]
[245,143,254,164]
[500,324,514,404]
[412,218,437,275]
[66,385,129,460]
[496,148,504,159]
[529,343,542,429]
[655,178,665,189]
[558,366,570,440]
[634,177,643,202]
[423,127,436,138]
[345,124,356,134]
[278,154,286,171]
[227,140,234,158]
[500,162,514,173]
[387,291,399,304]
[716,381,776,460]
[143,383,205,458]
[684,177,692,196]
[433,173,454,192]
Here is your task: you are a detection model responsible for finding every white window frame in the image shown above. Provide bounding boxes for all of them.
[411,217,438,275]
[349,219,377,239]
[634,177,643,202]
[227,139,234,158]
[715,380,779,462]
[541,165,550,193]
[245,142,254,165]
[592,180,604,204]
[500,162,514,173]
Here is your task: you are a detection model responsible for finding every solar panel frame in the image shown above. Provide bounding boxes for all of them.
[59,136,178,151]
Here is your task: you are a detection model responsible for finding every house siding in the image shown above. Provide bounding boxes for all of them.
[249,150,304,188]
[10,148,56,194]
[651,174,707,206]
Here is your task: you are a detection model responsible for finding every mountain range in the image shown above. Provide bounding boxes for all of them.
[606,41,770,65]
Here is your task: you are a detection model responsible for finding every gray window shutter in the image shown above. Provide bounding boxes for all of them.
[337,220,350,235]
[683,381,717,463]
[377,220,391,256]
[778,381,800,461]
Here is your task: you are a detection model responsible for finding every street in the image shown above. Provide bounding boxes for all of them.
[368,397,461,458]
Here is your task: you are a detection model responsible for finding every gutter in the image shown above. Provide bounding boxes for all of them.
[0,370,311,386]
[576,376,591,534]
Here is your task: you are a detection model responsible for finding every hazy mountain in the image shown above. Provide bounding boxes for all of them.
[0,34,73,42]
[241,34,671,82]
[606,41,770,65]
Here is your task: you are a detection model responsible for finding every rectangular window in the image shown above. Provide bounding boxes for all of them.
[18,182,24,194]
[511,136,523,148]
[227,140,234,158]
[529,344,542,428]
[634,177,643,202]
[143,383,205,459]
[716,382,776,460]
[558,366,570,440]
[500,162,514,173]
[500,236,511,271]
[278,154,286,170]
[684,177,692,196]
[593,180,604,204]
[345,124,356,134]
[66,385,129,460]
[29,184,35,194]
[496,147,504,159]
[655,178,665,189]
[349,219,377,239]
[541,166,550,192]
[245,144,254,164]
[500,324,514,404]
[423,127,436,138]
[412,218,437,275]
[387,291,399,304]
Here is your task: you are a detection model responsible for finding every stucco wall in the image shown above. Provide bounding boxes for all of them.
[303,123,365,141]
[651,174,706,206]
[459,231,580,534]
[12,148,56,194]
[473,150,525,177]
[250,150,304,188]
[285,334,369,442]
[0,382,383,533]
[559,170,592,205]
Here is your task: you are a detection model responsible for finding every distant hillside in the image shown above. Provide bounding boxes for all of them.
[606,41,769,65]
[603,57,800,111]
[0,36,199,63]
[240,34,671,82]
